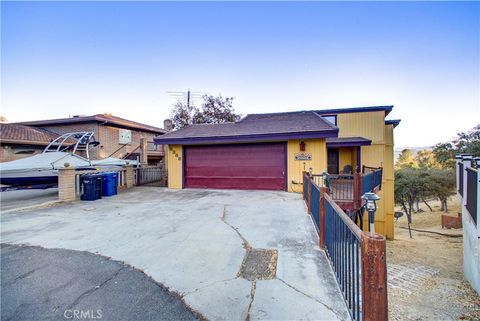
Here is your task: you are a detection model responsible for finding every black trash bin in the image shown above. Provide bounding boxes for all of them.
[80,174,103,201]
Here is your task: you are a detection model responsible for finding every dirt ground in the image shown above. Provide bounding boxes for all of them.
[387,198,480,321]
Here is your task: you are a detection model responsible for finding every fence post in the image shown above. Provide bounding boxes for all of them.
[308,176,312,214]
[126,164,134,188]
[319,187,328,249]
[361,233,388,321]
[58,166,76,202]
[302,171,306,200]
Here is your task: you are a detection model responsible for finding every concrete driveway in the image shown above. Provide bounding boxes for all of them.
[1,187,350,321]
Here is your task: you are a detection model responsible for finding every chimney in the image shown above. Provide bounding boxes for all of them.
[164,119,173,131]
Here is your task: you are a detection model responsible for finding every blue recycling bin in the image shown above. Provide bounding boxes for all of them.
[101,172,118,197]
[80,174,103,201]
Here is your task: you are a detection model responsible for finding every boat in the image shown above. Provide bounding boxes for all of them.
[0,132,137,187]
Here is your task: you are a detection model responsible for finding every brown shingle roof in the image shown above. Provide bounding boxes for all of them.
[154,111,338,145]
[16,114,166,134]
[0,124,60,145]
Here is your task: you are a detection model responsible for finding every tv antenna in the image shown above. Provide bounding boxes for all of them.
[166,89,208,108]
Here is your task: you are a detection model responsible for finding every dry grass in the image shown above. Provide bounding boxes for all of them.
[387,198,480,321]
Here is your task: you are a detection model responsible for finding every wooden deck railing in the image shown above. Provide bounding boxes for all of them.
[311,168,383,212]
[304,172,388,321]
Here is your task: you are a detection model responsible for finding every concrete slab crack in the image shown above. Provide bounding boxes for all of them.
[277,277,348,321]
[67,266,126,309]
[245,281,256,321]
[221,205,251,250]
[181,277,238,298]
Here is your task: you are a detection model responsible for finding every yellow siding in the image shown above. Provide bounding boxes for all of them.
[167,145,183,189]
[384,125,395,239]
[337,111,385,144]
[339,148,353,173]
[287,139,327,193]
[337,111,395,239]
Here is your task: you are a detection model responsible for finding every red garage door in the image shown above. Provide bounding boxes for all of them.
[184,143,286,191]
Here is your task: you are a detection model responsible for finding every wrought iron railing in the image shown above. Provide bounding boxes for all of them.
[325,193,362,320]
[303,172,388,321]
[310,183,321,232]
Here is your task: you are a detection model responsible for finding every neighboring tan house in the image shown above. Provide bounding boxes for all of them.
[13,114,170,164]
[155,105,400,239]
[0,124,61,162]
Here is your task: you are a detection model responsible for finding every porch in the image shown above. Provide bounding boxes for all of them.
[310,166,383,212]
[313,136,382,213]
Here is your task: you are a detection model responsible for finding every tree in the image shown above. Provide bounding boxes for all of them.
[396,149,417,169]
[171,101,197,129]
[427,168,456,212]
[432,142,456,169]
[415,150,440,170]
[394,168,424,237]
[170,94,240,129]
[433,124,480,168]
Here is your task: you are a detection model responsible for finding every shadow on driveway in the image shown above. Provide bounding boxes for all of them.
[1,244,201,321]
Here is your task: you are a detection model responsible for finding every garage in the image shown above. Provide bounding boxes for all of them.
[184,143,286,190]
[154,111,339,192]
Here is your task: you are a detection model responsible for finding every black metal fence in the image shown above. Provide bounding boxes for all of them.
[324,194,363,321]
[303,173,388,321]
[458,162,464,196]
[466,167,478,225]
[310,183,321,232]
[362,168,383,194]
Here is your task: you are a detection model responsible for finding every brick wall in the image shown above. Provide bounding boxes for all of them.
[97,125,158,159]
[34,123,160,160]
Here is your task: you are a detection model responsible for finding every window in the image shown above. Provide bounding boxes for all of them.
[323,115,337,126]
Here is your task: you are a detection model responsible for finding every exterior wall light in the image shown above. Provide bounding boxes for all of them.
[361,192,380,234]
[299,141,306,151]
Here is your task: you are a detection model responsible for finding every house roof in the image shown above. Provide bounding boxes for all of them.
[315,105,393,116]
[326,137,372,148]
[17,114,166,134]
[154,111,338,145]
[385,119,401,128]
[0,123,60,145]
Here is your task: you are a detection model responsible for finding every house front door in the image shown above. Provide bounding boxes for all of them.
[327,149,339,174]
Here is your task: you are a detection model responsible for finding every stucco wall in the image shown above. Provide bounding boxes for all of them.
[463,210,480,294]
[458,158,480,295]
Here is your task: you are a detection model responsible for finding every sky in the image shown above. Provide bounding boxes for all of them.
[1,1,479,147]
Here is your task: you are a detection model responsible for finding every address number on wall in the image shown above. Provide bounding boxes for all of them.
[294,153,312,161]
